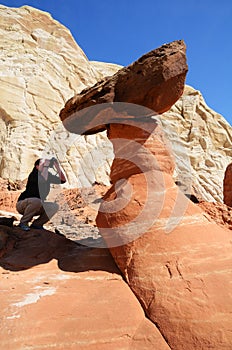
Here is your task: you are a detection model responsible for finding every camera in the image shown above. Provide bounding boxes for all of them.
[49,157,56,167]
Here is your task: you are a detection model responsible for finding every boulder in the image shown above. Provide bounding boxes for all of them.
[0,226,171,350]
[223,163,232,206]
[60,40,188,134]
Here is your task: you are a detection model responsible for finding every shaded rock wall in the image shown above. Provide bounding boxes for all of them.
[223,162,232,206]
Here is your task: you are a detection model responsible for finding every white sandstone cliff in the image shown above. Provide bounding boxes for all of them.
[0,5,121,186]
[161,85,232,202]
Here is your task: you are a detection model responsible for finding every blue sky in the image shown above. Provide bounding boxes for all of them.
[1,0,232,125]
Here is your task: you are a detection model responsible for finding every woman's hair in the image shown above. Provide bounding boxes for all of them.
[34,159,41,167]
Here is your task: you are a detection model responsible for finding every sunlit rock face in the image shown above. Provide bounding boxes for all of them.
[0,5,121,186]
[60,40,188,134]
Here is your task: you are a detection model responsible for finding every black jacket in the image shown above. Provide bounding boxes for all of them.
[18,168,65,201]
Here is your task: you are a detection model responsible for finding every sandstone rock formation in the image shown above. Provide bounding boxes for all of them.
[60,47,232,203]
[0,5,120,186]
[61,40,232,349]
[223,162,232,206]
[1,5,232,350]
[0,225,171,350]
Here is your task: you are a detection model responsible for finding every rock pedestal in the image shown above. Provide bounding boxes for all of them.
[95,113,232,350]
[97,126,232,348]
[61,39,232,349]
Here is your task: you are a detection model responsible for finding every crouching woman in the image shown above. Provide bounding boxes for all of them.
[16,158,66,231]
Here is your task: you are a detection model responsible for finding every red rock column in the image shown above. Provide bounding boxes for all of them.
[96,118,175,247]
[223,163,232,206]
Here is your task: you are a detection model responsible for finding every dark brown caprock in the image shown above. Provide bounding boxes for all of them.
[60,40,188,135]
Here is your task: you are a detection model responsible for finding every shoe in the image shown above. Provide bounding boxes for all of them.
[18,223,30,231]
[30,224,45,230]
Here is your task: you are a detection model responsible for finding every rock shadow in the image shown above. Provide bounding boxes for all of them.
[0,225,120,274]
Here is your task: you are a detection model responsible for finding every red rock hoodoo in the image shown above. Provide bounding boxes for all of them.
[61,40,232,349]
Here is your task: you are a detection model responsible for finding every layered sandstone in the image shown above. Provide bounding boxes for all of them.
[91,60,123,79]
[0,5,120,186]
[96,122,232,348]
[161,85,232,202]
[0,225,170,350]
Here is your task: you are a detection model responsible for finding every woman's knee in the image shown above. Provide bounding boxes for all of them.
[27,198,43,210]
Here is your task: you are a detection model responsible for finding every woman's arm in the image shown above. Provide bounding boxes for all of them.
[53,159,66,183]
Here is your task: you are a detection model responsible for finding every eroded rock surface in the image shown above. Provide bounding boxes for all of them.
[198,200,232,230]
[1,4,231,200]
[91,60,123,79]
